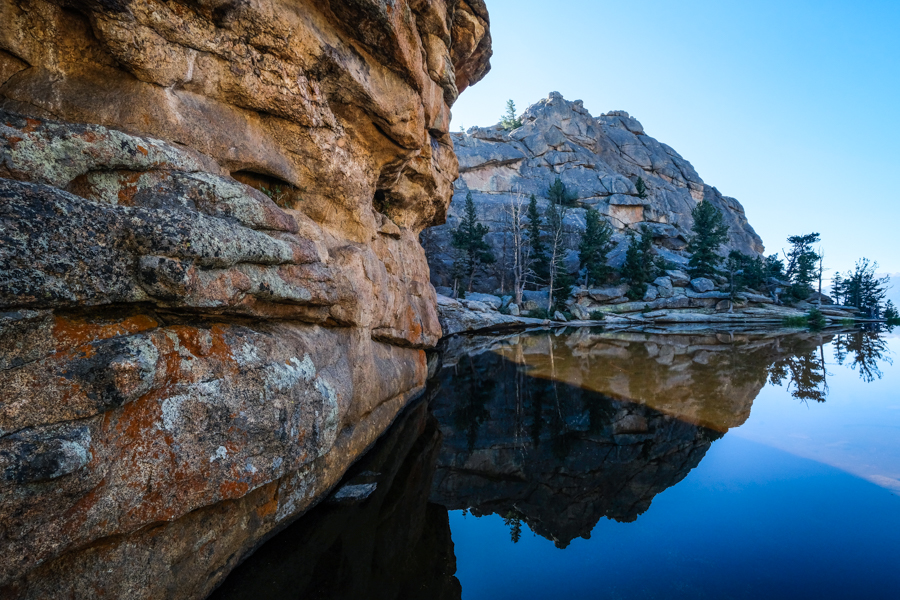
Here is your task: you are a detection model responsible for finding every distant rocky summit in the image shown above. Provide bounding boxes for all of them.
[425,92,764,292]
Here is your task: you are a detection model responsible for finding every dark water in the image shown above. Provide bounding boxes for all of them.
[211,327,900,600]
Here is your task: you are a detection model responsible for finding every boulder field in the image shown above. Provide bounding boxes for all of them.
[0,0,491,597]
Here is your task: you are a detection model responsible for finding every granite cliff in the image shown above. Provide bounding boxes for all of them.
[425,92,764,292]
[0,0,491,597]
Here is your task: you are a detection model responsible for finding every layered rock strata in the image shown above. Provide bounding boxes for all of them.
[0,0,491,597]
[425,92,764,291]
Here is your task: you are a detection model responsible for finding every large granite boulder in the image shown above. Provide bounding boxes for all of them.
[0,1,492,597]
[423,93,764,292]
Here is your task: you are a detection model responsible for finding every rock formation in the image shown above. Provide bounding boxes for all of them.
[0,0,491,597]
[424,92,764,292]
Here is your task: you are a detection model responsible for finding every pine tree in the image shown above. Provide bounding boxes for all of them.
[578,208,615,288]
[622,225,657,300]
[547,177,578,206]
[526,194,549,285]
[766,255,785,279]
[835,258,889,317]
[784,232,821,299]
[500,99,523,130]
[451,192,495,293]
[831,272,845,305]
[686,200,729,278]
[635,176,648,199]
[885,300,899,323]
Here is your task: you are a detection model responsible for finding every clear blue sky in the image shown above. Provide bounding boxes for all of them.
[450,0,900,280]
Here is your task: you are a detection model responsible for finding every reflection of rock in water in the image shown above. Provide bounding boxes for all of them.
[210,401,460,600]
[430,329,833,548]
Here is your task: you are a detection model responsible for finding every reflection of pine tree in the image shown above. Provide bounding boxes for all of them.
[450,356,495,452]
[833,330,892,383]
[503,509,525,543]
[768,350,828,403]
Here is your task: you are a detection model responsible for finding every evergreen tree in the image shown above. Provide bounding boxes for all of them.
[526,194,549,285]
[686,201,730,278]
[784,232,821,298]
[833,258,889,317]
[500,99,523,130]
[451,192,495,293]
[766,254,785,279]
[635,176,649,199]
[544,200,575,310]
[622,225,657,300]
[547,177,578,206]
[831,272,845,305]
[884,300,899,323]
[578,208,615,288]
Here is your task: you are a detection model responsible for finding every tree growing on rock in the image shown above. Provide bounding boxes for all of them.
[526,194,550,286]
[635,176,649,199]
[884,300,899,324]
[579,208,615,288]
[547,177,578,206]
[686,200,729,278]
[500,99,523,130]
[784,232,821,299]
[831,258,889,317]
[451,191,495,294]
[622,225,658,300]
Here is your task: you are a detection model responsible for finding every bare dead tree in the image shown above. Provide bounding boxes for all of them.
[501,193,535,307]
[545,202,570,314]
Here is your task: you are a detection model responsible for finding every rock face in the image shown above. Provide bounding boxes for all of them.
[0,0,491,597]
[424,92,763,291]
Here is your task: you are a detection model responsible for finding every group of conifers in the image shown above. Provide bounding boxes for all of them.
[447,177,896,323]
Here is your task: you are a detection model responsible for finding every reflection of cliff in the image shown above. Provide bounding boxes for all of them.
[430,329,833,548]
[498,329,836,431]
[211,401,460,600]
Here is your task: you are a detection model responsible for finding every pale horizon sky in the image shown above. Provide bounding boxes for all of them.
[450,0,900,292]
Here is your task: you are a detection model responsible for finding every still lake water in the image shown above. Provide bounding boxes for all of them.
[212,327,900,600]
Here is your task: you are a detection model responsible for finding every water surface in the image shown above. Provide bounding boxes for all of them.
[212,327,900,600]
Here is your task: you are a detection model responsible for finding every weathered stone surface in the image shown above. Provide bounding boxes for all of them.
[423,92,764,291]
[654,276,674,298]
[584,284,630,303]
[0,0,492,596]
[667,270,691,287]
[690,278,716,293]
[436,294,547,336]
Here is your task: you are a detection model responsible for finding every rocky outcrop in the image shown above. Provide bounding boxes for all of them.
[424,92,764,291]
[0,0,491,597]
